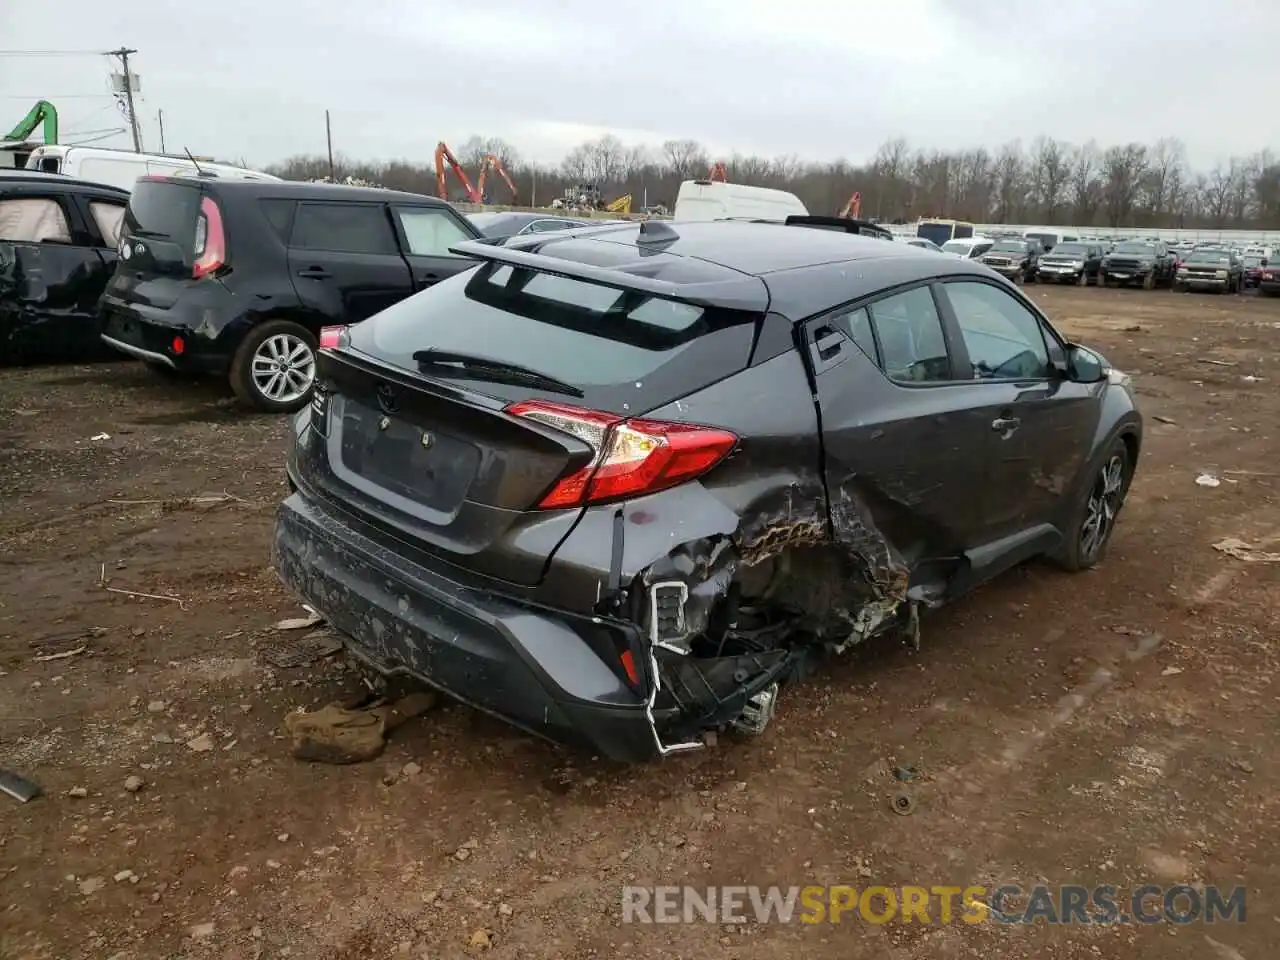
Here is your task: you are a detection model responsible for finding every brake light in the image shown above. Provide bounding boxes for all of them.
[318,325,347,349]
[507,399,737,509]
[192,196,226,279]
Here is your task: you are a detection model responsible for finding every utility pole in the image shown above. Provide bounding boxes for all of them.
[157,109,166,153]
[325,110,335,181]
[108,47,142,152]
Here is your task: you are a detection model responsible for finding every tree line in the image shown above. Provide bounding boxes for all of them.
[268,134,1280,230]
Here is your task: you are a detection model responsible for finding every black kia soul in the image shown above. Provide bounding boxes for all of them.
[272,220,1143,762]
[99,176,483,412]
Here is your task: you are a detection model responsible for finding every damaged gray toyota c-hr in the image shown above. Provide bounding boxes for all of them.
[272,218,1142,762]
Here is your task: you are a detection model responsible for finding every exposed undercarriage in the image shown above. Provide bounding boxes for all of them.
[630,488,916,754]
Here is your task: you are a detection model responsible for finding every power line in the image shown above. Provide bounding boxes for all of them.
[0,49,109,57]
[0,94,115,100]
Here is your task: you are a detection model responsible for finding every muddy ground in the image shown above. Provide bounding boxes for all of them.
[1,286,1278,960]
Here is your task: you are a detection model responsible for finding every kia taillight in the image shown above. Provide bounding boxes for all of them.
[318,325,347,349]
[506,399,737,509]
[192,196,226,279]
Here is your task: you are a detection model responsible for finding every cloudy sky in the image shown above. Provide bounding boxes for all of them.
[2,1,1274,172]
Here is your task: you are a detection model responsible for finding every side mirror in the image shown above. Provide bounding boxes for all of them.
[1066,344,1107,384]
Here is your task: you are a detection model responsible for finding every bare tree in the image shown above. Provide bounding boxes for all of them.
[1101,144,1148,226]
[1030,137,1069,222]
[993,142,1026,222]
[1204,165,1233,225]
[660,139,707,180]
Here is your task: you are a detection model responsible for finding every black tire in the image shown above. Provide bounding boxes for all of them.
[1052,437,1133,572]
[1174,282,1187,293]
[1100,275,1110,288]
[1142,272,1155,291]
[1077,270,1087,286]
[229,319,318,414]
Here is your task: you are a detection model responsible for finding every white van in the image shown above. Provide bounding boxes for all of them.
[1023,228,1078,252]
[673,180,807,222]
[24,145,280,193]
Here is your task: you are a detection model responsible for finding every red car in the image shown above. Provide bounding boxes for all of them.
[1242,256,1266,289]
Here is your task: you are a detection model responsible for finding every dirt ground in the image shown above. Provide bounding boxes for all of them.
[1,285,1278,960]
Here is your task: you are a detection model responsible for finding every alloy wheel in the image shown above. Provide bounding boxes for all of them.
[1080,454,1125,562]
[251,333,316,404]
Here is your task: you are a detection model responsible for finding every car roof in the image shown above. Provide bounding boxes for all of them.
[0,169,131,197]
[152,176,446,206]
[457,219,999,320]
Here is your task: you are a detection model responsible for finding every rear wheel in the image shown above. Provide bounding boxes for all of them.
[1052,438,1132,572]
[229,320,318,414]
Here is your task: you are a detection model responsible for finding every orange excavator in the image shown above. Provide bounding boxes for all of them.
[839,191,862,219]
[707,161,728,182]
[476,153,518,205]
[434,142,519,205]
[435,142,478,202]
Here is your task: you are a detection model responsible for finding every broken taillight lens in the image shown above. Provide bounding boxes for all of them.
[506,399,738,509]
[318,325,347,350]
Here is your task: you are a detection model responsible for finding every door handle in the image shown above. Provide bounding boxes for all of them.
[991,416,1021,433]
[813,326,844,360]
[296,266,332,280]
[417,273,440,285]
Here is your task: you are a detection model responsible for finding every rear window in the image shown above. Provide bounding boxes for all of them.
[348,262,761,410]
[125,180,200,249]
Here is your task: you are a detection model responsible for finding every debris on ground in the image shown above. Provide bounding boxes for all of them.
[259,630,343,668]
[0,769,42,803]
[124,775,145,793]
[889,788,916,816]
[284,691,438,764]
[273,608,324,631]
[1161,666,1184,677]
[186,733,215,752]
[1152,414,1177,425]
[1213,537,1280,563]
[33,645,86,662]
[1195,473,1221,488]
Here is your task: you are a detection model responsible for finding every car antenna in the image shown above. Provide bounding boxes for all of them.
[182,147,207,176]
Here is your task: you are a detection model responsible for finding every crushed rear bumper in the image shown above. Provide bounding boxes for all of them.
[271,492,660,762]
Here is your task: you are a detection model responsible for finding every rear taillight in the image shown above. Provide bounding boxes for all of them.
[192,196,226,279]
[318,325,347,349]
[506,399,737,509]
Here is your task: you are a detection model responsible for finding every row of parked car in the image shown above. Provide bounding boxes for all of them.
[910,233,1278,295]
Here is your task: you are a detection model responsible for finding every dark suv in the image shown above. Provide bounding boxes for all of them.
[1099,240,1175,289]
[2,170,129,365]
[1036,241,1104,285]
[99,177,483,411]
[272,220,1143,762]
[980,238,1042,282]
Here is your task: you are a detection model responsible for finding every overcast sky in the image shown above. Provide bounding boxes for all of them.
[3,1,1274,173]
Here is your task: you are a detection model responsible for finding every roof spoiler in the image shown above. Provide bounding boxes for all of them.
[783,215,894,240]
[449,237,770,312]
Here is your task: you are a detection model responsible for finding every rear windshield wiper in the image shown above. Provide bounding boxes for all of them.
[412,348,584,398]
[127,228,171,239]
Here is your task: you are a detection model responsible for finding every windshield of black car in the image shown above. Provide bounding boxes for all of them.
[1050,243,1089,256]
[348,262,761,397]
[1112,242,1155,255]
[990,240,1026,252]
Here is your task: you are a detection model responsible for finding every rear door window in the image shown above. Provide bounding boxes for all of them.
[393,206,474,257]
[292,202,396,255]
[88,200,126,248]
[865,286,951,383]
[0,197,71,243]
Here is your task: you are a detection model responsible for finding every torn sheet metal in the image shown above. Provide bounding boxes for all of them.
[0,241,118,366]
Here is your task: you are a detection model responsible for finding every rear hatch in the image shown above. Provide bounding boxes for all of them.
[107,177,208,310]
[297,247,766,587]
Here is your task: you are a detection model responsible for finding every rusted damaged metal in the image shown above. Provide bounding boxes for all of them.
[628,478,913,746]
